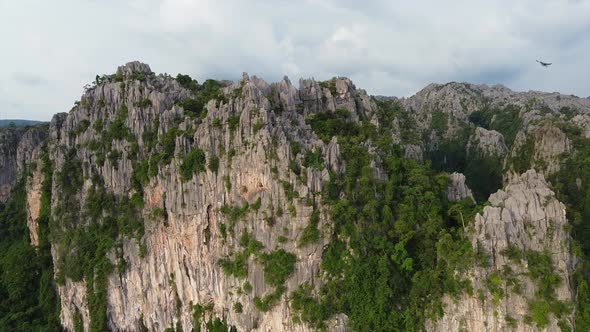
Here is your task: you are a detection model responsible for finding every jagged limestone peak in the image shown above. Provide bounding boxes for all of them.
[430,169,575,331]
[2,62,590,331]
[116,61,153,77]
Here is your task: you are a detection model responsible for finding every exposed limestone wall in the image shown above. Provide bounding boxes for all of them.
[2,62,587,332]
[429,170,574,332]
[26,167,43,246]
[467,127,508,158]
[508,126,571,177]
[0,126,47,203]
[0,125,47,247]
[0,128,22,203]
[49,62,369,331]
[447,172,475,203]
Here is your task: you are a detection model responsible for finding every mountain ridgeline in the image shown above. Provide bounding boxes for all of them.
[0,119,44,127]
[1,61,590,331]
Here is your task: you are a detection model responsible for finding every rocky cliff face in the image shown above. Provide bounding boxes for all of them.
[0,125,47,247]
[430,170,574,331]
[509,125,571,176]
[0,129,21,204]
[468,127,508,158]
[0,125,47,203]
[2,62,590,331]
[447,172,475,203]
[42,62,376,331]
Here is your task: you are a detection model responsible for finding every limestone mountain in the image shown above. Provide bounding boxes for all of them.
[1,61,589,331]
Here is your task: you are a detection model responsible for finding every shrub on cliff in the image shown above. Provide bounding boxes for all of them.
[180,148,206,181]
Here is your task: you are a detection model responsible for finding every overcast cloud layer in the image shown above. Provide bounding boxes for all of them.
[1,0,589,120]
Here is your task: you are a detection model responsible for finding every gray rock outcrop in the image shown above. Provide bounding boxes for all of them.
[467,127,508,158]
[45,62,370,332]
[0,125,47,203]
[508,126,571,176]
[447,172,475,203]
[2,61,587,332]
[430,170,574,332]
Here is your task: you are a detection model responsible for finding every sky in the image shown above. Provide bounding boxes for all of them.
[0,0,589,121]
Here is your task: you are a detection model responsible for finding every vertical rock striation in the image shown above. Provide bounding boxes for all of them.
[2,62,588,331]
[45,63,375,331]
[430,170,574,332]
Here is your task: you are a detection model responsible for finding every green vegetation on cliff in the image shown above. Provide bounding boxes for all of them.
[176,76,224,118]
[53,148,144,331]
[428,125,503,202]
[290,103,479,331]
[469,103,522,147]
[550,128,590,330]
[0,161,61,330]
[4,66,590,332]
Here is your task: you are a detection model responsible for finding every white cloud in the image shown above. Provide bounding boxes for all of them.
[0,0,589,120]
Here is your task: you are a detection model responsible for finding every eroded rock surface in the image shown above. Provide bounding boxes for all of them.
[47,63,374,331]
[468,127,508,158]
[0,126,47,203]
[430,170,574,332]
[2,62,588,331]
[447,172,475,203]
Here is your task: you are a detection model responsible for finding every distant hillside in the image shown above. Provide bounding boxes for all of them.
[0,119,44,127]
